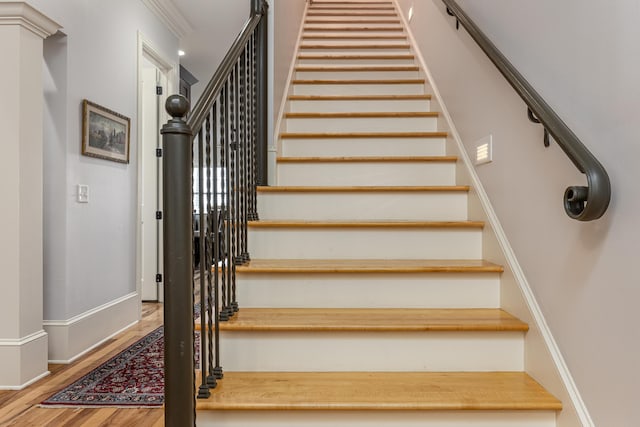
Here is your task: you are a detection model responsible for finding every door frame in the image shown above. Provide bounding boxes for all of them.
[135,32,178,313]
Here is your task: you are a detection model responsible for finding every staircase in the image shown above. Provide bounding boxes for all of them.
[196,0,562,425]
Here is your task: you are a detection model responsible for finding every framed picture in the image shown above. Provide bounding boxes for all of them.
[82,100,131,164]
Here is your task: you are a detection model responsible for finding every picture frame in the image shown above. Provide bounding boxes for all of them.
[82,99,131,164]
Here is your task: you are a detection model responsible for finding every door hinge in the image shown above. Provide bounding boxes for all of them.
[155,273,162,283]
[156,86,163,95]
[156,148,162,157]
[156,211,163,220]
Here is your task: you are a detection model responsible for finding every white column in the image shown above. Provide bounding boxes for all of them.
[0,1,60,389]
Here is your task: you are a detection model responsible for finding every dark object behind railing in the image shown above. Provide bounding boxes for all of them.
[161,0,268,425]
[442,0,610,221]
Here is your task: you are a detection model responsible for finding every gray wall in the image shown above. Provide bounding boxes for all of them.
[397,0,640,425]
[35,0,179,320]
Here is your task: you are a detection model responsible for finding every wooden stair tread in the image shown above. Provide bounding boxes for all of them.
[309,7,396,10]
[307,13,399,17]
[213,308,527,332]
[248,220,484,228]
[285,112,437,118]
[299,44,410,49]
[197,372,562,411]
[293,79,423,84]
[256,185,469,193]
[297,54,414,60]
[302,35,406,40]
[303,27,404,32]
[288,94,430,100]
[237,258,502,273]
[280,131,447,139]
[276,156,456,163]
[305,20,402,24]
[295,65,418,71]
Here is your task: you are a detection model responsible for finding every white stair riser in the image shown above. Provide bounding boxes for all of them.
[295,70,420,79]
[288,99,431,113]
[281,137,446,157]
[297,48,411,56]
[257,192,468,221]
[198,411,556,427]
[236,273,500,308]
[298,39,407,45]
[277,162,456,186]
[286,116,436,133]
[303,23,402,29]
[248,228,482,259]
[293,82,423,96]
[305,19,400,24]
[219,331,524,372]
[297,57,415,65]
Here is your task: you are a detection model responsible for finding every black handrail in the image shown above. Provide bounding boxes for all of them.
[442,0,610,221]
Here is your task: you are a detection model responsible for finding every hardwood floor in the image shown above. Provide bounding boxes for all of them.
[0,303,165,427]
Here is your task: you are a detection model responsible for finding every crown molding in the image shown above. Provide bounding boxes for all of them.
[141,0,193,38]
[0,2,61,38]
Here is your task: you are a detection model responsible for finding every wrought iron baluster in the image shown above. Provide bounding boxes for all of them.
[249,31,259,221]
[204,111,220,388]
[238,47,250,264]
[211,100,223,379]
[219,83,231,321]
[197,122,212,398]
[231,62,240,313]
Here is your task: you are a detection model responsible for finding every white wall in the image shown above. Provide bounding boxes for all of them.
[397,0,640,425]
[34,0,178,350]
[179,0,250,103]
[273,0,306,122]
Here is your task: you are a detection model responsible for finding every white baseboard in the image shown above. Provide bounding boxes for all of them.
[43,292,139,364]
[0,330,49,389]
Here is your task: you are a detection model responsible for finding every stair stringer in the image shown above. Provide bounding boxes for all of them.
[395,1,592,426]
[272,0,311,175]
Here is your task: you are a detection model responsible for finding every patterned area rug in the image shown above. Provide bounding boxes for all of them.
[41,327,201,407]
[42,327,165,407]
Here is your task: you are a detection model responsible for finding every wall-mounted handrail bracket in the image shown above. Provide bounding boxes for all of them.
[441,0,611,221]
[527,107,551,147]
[446,7,460,30]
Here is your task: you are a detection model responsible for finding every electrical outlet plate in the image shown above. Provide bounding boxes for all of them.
[475,135,493,165]
[77,184,89,203]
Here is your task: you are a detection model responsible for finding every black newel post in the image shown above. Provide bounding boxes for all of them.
[161,95,195,427]
[254,0,269,185]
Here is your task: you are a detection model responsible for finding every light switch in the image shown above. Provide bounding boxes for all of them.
[77,184,89,203]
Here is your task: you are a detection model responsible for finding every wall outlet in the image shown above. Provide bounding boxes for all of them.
[77,184,89,203]
[475,135,493,165]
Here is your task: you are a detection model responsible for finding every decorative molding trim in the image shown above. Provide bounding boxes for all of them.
[0,329,47,346]
[0,2,61,38]
[0,331,49,390]
[43,292,138,328]
[0,370,50,391]
[141,0,193,39]
[394,1,594,425]
[47,320,138,365]
[43,292,139,363]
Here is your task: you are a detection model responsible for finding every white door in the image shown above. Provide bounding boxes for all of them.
[140,61,167,301]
